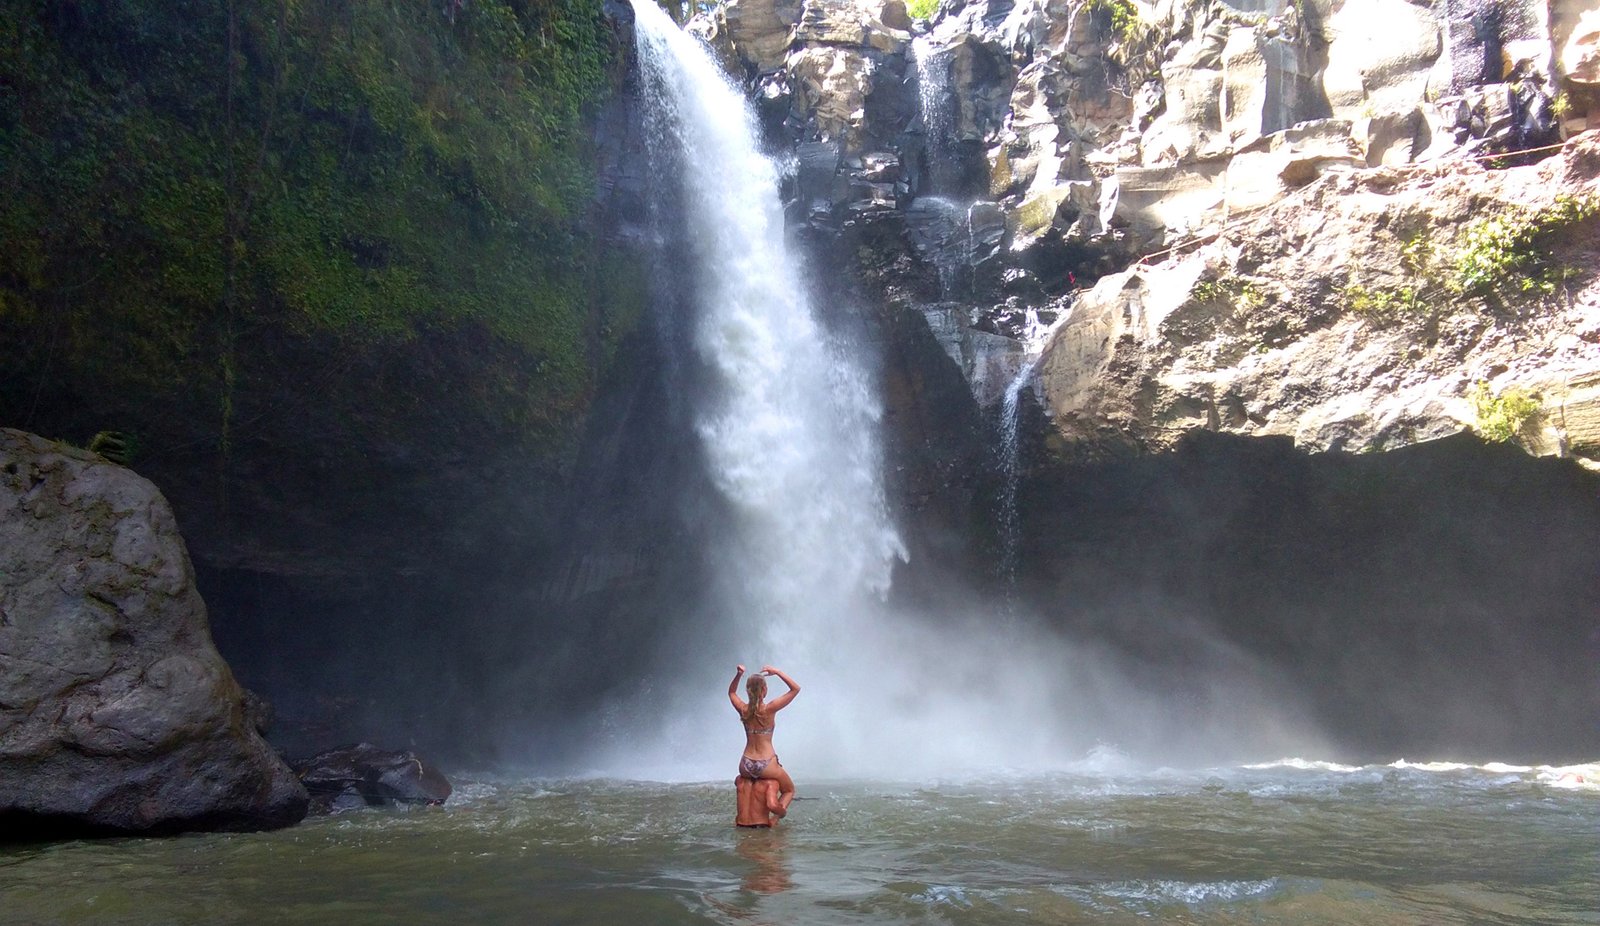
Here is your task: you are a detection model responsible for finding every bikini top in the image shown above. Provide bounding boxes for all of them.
[745,717,774,736]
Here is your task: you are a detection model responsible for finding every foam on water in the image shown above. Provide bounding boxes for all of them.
[1245,757,1364,773]
[1097,878,1286,907]
[1242,756,1600,792]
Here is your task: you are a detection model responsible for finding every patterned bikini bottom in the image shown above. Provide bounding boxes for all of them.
[739,755,777,780]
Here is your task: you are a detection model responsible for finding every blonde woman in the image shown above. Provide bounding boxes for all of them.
[728,664,799,814]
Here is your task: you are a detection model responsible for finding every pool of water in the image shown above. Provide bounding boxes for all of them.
[3,760,1596,925]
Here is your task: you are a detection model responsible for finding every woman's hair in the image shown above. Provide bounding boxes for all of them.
[743,674,767,724]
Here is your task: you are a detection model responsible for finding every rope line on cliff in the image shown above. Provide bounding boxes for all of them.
[1132,138,1581,269]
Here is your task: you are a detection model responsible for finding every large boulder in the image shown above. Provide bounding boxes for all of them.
[0,429,307,836]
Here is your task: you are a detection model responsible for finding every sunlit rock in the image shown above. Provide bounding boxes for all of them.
[697,0,804,72]
[1323,0,1442,128]
[789,46,879,148]
[1564,10,1600,86]
[1035,133,1600,465]
[0,429,308,836]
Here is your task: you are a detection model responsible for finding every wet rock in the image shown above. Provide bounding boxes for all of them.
[0,429,308,837]
[292,743,452,815]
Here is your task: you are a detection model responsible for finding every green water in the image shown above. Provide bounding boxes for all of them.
[3,762,1596,925]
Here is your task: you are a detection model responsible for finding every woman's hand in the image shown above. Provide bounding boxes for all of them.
[760,665,777,676]
[736,664,746,675]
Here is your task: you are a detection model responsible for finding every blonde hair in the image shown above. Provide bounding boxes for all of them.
[742,674,767,724]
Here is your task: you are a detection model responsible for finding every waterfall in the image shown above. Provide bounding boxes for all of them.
[995,357,1034,591]
[912,36,956,195]
[627,0,907,774]
[995,308,1069,591]
[615,1,1319,778]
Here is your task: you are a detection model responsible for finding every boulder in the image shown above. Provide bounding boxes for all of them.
[0,429,308,836]
[719,0,805,72]
[292,743,452,815]
[788,46,879,150]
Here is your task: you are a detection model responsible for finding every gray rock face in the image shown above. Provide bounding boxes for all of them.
[1035,132,1600,466]
[0,429,307,836]
[681,0,1591,465]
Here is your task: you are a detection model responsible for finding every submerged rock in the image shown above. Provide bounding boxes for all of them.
[292,743,452,815]
[0,429,308,837]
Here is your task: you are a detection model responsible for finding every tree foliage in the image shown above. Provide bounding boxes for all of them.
[0,0,624,450]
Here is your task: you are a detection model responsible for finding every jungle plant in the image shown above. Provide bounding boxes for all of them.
[1449,195,1600,299]
[0,0,624,462]
[1087,0,1143,43]
[1192,275,1267,312]
[1343,283,1422,324]
[87,431,135,466]
[906,0,939,20]
[1470,380,1541,443]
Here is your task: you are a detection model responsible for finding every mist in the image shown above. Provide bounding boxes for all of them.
[196,3,1600,779]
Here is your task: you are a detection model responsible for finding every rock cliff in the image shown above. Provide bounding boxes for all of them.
[1039,131,1600,462]
[0,429,308,836]
[688,0,1600,467]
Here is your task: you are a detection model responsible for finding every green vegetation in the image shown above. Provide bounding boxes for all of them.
[1470,381,1541,443]
[0,0,629,455]
[1192,276,1267,312]
[1086,0,1144,44]
[906,0,940,20]
[1347,195,1598,328]
[1449,195,1600,299]
[1343,283,1421,324]
[87,431,136,466]
[1340,231,1431,324]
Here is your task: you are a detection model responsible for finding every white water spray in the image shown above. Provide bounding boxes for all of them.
[627,0,910,775]
[616,0,1326,779]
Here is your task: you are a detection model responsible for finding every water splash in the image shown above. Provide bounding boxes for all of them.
[626,0,907,774]
[613,0,1325,780]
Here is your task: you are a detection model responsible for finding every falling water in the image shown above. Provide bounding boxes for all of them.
[912,36,957,195]
[995,308,1069,589]
[628,0,907,773]
[622,1,1324,778]
[904,194,969,296]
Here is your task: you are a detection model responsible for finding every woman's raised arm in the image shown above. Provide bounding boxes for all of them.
[761,665,800,711]
[728,664,747,713]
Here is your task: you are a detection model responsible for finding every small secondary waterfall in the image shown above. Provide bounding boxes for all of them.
[912,36,957,195]
[995,309,1069,590]
[628,0,907,773]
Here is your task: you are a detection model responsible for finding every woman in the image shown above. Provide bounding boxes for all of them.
[729,664,799,814]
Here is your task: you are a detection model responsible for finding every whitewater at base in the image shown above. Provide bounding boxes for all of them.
[5,759,1595,925]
